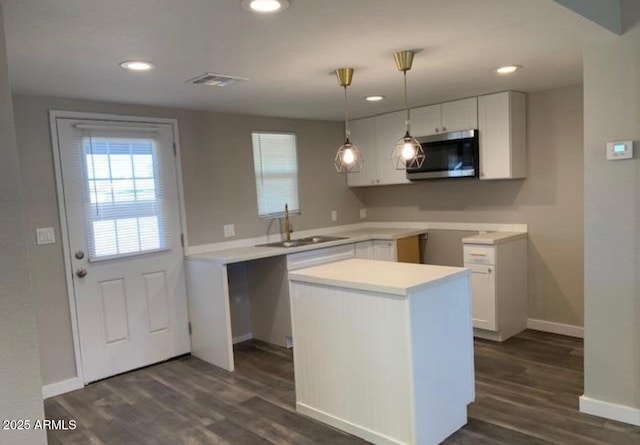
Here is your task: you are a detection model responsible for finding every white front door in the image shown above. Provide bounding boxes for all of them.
[54,117,190,384]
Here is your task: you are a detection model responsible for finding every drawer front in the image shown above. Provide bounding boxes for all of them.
[463,244,495,265]
[287,244,355,271]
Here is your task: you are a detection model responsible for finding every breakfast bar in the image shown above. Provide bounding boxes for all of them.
[288,259,475,445]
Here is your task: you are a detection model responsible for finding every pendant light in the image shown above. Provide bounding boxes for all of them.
[334,68,363,174]
[392,50,425,170]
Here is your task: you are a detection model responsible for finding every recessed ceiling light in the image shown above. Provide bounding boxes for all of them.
[241,0,290,13]
[119,60,155,71]
[366,95,385,102]
[495,65,522,75]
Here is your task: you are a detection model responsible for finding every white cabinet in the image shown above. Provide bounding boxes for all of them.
[287,244,355,271]
[347,118,377,187]
[412,98,478,136]
[354,240,374,259]
[372,240,397,261]
[411,104,442,136]
[442,98,478,132]
[478,91,527,180]
[375,111,411,185]
[356,237,421,263]
[354,240,395,261]
[468,264,496,331]
[463,238,527,342]
[347,113,410,187]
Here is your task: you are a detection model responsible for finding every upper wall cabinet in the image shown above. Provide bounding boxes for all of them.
[346,117,378,187]
[412,97,478,137]
[442,98,478,133]
[347,92,525,187]
[374,111,411,186]
[478,92,527,180]
[347,111,411,187]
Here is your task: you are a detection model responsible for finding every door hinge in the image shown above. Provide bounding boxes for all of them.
[180,233,184,247]
[188,322,192,335]
[172,142,177,156]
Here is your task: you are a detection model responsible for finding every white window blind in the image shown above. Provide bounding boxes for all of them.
[81,132,169,261]
[252,132,300,218]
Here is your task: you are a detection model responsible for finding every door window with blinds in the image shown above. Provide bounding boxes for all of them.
[252,132,300,218]
[80,129,169,261]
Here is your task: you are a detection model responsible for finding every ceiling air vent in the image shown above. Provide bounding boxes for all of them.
[186,73,248,87]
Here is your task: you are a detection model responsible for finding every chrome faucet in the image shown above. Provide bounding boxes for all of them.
[284,204,292,242]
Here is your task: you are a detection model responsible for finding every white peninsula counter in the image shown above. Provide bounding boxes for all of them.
[288,259,475,445]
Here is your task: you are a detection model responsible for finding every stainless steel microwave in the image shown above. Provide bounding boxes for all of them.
[406,129,479,180]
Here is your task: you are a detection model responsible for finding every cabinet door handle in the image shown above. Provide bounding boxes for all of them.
[469,253,487,257]
[435,127,439,133]
[442,126,447,132]
[488,268,492,273]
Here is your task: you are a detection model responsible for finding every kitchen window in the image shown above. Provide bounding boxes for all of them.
[252,132,300,218]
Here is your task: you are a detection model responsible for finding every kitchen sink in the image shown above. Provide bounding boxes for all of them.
[296,236,347,244]
[257,240,312,248]
[256,236,347,248]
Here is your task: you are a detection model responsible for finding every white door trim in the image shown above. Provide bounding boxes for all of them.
[49,110,189,391]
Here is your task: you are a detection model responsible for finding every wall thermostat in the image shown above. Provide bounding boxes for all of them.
[606,140,634,160]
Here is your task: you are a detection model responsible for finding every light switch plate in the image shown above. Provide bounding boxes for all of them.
[36,227,55,245]
[359,208,367,219]
[223,224,235,238]
[331,210,337,222]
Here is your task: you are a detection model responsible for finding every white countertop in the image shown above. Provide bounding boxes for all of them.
[289,258,470,297]
[462,231,527,245]
[186,227,427,265]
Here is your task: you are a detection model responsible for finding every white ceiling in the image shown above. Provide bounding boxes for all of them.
[2,0,611,121]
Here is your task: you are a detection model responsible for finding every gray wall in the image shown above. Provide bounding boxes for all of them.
[363,85,585,327]
[0,4,46,444]
[13,94,363,386]
[583,3,640,412]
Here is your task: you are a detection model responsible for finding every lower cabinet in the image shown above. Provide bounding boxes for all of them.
[373,240,396,261]
[467,264,496,331]
[287,244,355,271]
[463,238,527,341]
[355,236,421,263]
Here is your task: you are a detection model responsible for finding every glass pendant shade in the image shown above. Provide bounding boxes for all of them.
[334,67,363,174]
[392,131,424,170]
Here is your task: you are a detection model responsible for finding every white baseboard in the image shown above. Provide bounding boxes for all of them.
[526,318,583,338]
[232,333,253,344]
[42,377,83,399]
[580,396,640,426]
[297,402,405,445]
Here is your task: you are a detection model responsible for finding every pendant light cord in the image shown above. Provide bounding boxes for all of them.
[344,86,350,140]
[403,70,411,134]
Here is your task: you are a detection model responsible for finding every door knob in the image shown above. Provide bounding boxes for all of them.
[76,268,88,278]
[75,250,85,260]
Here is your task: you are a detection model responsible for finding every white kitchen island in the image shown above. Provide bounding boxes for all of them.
[288,259,475,445]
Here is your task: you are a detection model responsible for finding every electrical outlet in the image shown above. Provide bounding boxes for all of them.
[223,224,235,238]
[359,208,367,219]
[36,227,55,245]
[331,210,337,222]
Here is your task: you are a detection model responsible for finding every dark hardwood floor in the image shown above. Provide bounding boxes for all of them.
[45,330,640,444]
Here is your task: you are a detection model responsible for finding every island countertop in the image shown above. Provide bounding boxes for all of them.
[288,258,470,296]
